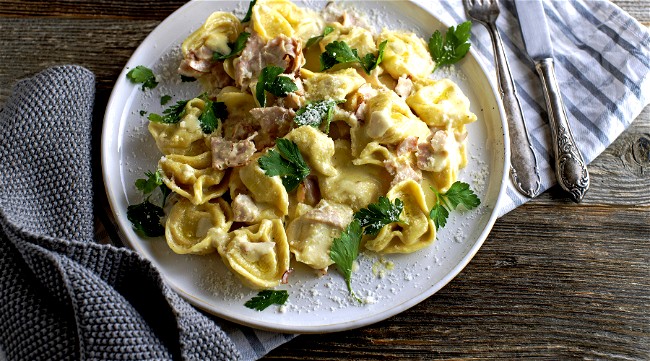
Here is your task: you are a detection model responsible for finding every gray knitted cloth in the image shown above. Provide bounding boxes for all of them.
[0,66,242,360]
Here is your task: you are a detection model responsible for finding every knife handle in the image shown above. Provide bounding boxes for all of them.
[487,23,541,198]
[535,58,589,203]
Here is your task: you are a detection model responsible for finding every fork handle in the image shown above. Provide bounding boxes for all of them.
[535,58,589,202]
[487,22,541,198]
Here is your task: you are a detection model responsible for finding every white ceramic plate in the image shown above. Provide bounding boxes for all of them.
[102,0,509,333]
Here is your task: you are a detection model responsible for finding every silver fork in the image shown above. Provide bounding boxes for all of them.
[464,0,541,198]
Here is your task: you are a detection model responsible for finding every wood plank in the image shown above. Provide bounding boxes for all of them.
[0,0,185,20]
[265,205,650,359]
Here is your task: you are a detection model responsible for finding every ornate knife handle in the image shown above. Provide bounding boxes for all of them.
[487,23,541,198]
[535,58,589,203]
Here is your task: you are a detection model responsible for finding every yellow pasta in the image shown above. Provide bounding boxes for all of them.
[138,0,479,290]
[219,219,291,289]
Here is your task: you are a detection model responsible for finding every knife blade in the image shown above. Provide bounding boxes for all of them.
[514,0,590,202]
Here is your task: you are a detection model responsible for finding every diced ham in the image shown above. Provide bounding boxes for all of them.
[416,129,459,172]
[394,75,413,98]
[210,135,256,170]
[249,106,296,149]
[232,194,260,223]
[384,136,422,187]
[396,136,418,156]
[234,33,305,89]
[303,200,353,230]
[178,52,233,90]
[322,3,371,29]
[296,175,320,206]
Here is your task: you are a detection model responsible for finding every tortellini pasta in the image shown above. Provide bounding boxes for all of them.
[219,219,291,289]
[364,180,436,253]
[138,0,479,291]
[158,151,228,205]
[165,198,233,255]
[148,98,208,155]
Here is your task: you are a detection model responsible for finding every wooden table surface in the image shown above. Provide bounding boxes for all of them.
[1,1,648,359]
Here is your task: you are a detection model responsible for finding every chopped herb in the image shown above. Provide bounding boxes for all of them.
[360,40,387,73]
[255,66,298,107]
[258,138,310,192]
[354,196,404,236]
[305,25,334,48]
[429,181,480,230]
[148,100,188,124]
[293,99,343,133]
[127,199,165,237]
[180,75,196,82]
[241,0,257,23]
[330,219,363,302]
[213,32,251,61]
[428,21,472,72]
[320,40,387,74]
[244,290,288,311]
[160,95,172,105]
[139,110,147,116]
[198,100,227,134]
[126,65,158,90]
[135,170,164,195]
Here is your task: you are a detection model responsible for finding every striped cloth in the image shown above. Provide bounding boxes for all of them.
[0,1,648,361]
[423,0,650,214]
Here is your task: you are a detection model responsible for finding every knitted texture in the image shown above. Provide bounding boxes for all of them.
[0,66,241,361]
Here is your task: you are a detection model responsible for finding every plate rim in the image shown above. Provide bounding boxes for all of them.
[101,0,511,333]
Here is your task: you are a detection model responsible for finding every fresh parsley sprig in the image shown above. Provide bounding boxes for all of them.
[198,100,228,134]
[127,200,165,237]
[241,0,257,23]
[428,21,472,72]
[127,170,172,237]
[330,220,363,302]
[258,138,311,192]
[320,40,387,74]
[126,65,158,90]
[293,99,344,133]
[429,181,480,230]
[213,32,251,61]
[244,290,289,311]
[255,66,298,107]
[305,25,334,48]
[148,100,188,124]
[354,196,404,236]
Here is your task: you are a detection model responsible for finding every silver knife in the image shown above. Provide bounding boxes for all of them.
[515,0,590,203]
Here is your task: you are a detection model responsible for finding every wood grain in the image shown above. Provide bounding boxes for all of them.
[0,1,648,360]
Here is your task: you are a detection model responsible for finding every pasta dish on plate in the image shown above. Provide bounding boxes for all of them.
[131,0,478,296]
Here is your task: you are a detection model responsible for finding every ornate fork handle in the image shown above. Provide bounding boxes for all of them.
[535,59,589,202]
[486,22,541,197]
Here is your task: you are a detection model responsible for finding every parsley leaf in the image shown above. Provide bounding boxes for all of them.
[354,196,404,236]
[305,25,334,48]
[148,100,188,124]
[428,21,472,72]
[241,0,257,23]
[135,170,164,195]
[320,41,359,71]
[213,32,251,61]
[127,199,165,237]
[244,290,288,311]
[320,40,387,74]
[160,95,172,105]
[330,219,363,302]
[258,138,311,192]
[293,99,343,133]
[429,181,480,230]
[255,66,298,107]
[359,40,388,73]
[126,65,158,90]
[198,100,227,134]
